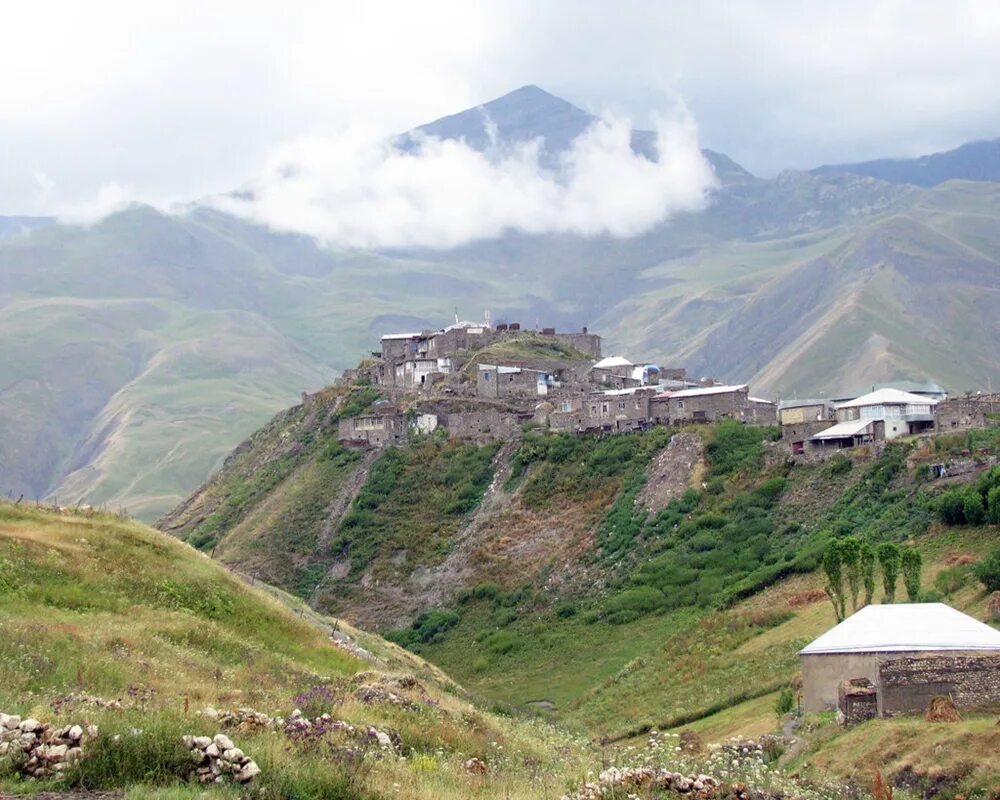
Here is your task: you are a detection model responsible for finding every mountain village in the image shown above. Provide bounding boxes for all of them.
[336,318,1000,462]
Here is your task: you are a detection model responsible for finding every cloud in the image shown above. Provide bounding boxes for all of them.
[210,113,717,249]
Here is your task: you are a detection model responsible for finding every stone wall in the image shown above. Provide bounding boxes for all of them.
[935,395,1000,431]
[878,653,1000,716]
[442,409,524,442]
[838,679,878,725]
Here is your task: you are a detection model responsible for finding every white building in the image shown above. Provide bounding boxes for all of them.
[835,388,939,439]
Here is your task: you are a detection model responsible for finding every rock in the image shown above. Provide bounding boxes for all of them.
[193,735,212,749]
[46,744,69,760]
[213,733,235,751]
[19,719,41,733]
[205,743,221,758]
[237,760,261,782]
[223,747,244,762]
[67,724,84,741]
[182,735,194,749]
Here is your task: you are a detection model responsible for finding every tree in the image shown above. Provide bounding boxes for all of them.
[840,537,862,611]
[901,547,923,602]
[973,549,1000,593]
[823,540,846,621]
[859,542,876,607]
[937,490,967,525]
[877,542,901,603]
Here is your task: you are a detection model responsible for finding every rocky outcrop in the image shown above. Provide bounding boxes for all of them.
[0,712,97,779]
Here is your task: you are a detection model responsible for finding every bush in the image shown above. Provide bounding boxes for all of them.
[901,548,923,602]
[937,489,968,525]
[774,687,795,718]
[602,587,666,624]
[934,565,972,596]
[974,550,1000,593]
[556,602,578,618]
[963,491,987,525]
[988,486,1000,524]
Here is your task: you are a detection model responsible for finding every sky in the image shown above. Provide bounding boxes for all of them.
[3,0,1000,233]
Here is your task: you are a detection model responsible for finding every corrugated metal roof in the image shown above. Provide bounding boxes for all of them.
[837,388,941,409]
[810,419,872,439]
[593,356,633,369]
[800,603,1000,654]
[381,332,422,340]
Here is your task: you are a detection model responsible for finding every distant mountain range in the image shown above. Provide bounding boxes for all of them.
[1,85,998,518]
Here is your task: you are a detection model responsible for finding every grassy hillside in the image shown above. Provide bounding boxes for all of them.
[0,502,599,799]
[0,501,876,800]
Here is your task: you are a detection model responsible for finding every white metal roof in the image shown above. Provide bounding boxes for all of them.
[810,419,873,440]
[381,332,422,340]
[593,356,633,369]
[656,384,748,399]
[800,603,1000,655]
[479,364,521,374]
[749,396,775,405]
[778,398,830,410]
[837,388,940,409]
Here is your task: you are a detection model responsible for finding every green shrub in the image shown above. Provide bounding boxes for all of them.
[556,602,578,618]
[602,587,666,624]
[877,542,901,603]
[963,490,987,525]
[974,549,1000,593]
[774,687,795,718]
[937,489,968,525]
[383,608,461,650]
[988,486,1000,524]
[934,565,972,596]
[481,630,522,655]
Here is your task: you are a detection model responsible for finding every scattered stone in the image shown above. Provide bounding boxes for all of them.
[562,767,721,800]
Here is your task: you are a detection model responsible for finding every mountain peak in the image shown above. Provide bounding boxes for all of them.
[402,85,754,183]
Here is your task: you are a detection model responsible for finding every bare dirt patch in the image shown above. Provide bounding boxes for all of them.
[637,432,702,513]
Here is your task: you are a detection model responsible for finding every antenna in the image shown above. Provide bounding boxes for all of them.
[454,306,459,325]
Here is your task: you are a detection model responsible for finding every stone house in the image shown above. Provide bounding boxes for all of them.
[834,388,938,439]
[477,364,554,399]
[338,413,408,447]
[799,603,1000,715]
[807,419,884,452]
[590,357,635,387]
[778,399,834,426]
[650,384,758,425]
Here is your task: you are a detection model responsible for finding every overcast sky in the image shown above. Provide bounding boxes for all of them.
[3,0,1000,218]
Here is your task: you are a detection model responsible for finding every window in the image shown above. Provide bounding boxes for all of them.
[618,401,626,410]
[677,399,684,410]
[483,373,490,381]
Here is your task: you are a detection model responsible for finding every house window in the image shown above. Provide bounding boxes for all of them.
[602,403,609,413]
[677,400,684,410]
[618,401,626,410]
[483,373,490,381]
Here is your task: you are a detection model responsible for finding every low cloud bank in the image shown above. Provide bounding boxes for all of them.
[210,113,717,250]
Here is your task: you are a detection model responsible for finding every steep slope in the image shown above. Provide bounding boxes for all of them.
[814,137,1000,186]
[162,390,1000,752]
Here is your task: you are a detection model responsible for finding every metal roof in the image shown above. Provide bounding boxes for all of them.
[810,419,873,440]
[836,388,940,409]
[381,332,422,340]
[593,356,633,369]
[799,603,1000,655]
[778,398,831,410]
[655,384,748,399]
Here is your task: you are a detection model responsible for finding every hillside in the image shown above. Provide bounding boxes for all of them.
[814,137,1000,187]
[0,502,879,800]
[4,86,1000,519]
[160,374,1000,762]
